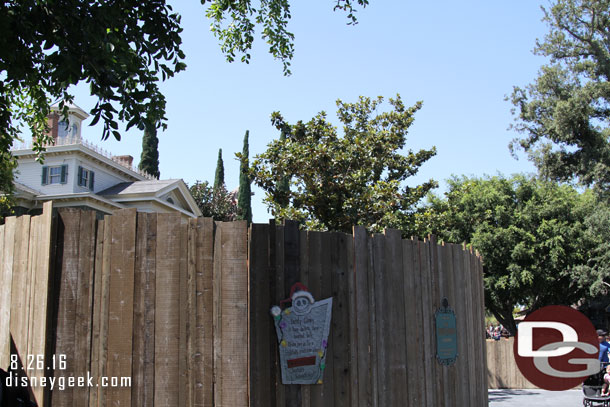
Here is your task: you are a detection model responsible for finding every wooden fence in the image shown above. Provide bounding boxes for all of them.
[0,207,488,406]
[0,202,54,406]
[250,221,489,407]
[486,338,536,389]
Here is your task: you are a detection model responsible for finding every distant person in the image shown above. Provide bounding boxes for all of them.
[598,329,610,363]
[493,326,501,341]
[602,365,610,396]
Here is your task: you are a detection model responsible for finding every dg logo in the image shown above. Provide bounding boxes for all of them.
[514,305,599,391]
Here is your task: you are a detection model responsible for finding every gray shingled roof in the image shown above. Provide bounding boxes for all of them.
[14,182,42,196]
[98,179,180,196]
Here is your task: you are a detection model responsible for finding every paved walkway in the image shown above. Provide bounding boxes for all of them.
[489,389,583,406]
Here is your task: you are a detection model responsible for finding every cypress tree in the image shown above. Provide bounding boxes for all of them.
[277,130,290,207]
[139,123,160,178]
[214,148,225,190]
[237,130,252,223]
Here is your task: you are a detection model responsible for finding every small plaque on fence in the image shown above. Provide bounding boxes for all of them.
[435,297,458,366]
[271,283,333,385]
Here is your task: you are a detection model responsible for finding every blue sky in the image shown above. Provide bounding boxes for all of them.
[71,1,549,222]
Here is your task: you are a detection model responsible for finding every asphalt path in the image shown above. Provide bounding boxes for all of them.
[489,389,584,406]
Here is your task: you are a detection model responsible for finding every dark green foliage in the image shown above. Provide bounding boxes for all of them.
[572,202,610,296]
[0,0,186,158]
[509,0,610,196]
[418,175,597,334]
[0,150,16,222]
[236,130,252,223]
[214,149,225,191]
[206,0,370,75]
[189,180,236,221]
[0,0,371,165]
[139,124,160,179]
[251,95,437,233]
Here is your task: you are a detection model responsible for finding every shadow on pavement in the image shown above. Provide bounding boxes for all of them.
[489,389,541,402]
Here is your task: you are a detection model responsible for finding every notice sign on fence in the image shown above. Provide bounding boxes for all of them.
[271,283,333,385]
[435,297,458,366]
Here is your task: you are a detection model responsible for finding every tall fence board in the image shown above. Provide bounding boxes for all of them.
[2,207,487,406]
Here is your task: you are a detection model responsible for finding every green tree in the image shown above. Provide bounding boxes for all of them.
[0,0,370,216]
[419,175,596,334]
[0,0,371,159]
[572,202,610,296]
[236,130,253,223]
[139,123,160,179]
[214,149,225,191]
[250,95,437,233]
[189,180,237,221]
[509,0,610,195]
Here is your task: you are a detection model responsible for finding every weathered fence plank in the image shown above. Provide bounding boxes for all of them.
[11,215,31,376]
[307,231,324,407]
[366,233,379,407]
[198,217,215,407]
[106,208,137,407]
[384,229,407,406]
[28,202,54,406]
[420,239,435,407]
[403,239,420,407]
[283,220,301,407]
[250,223,272,407]
[132,213,157,407]
[155,213,182,407]
[74,210,96,407]
[331,233,351,407]
[178,217,189,407]
[214,221,249,407]
[300,229,311,407]
[320,231,335,407]
[186,218,197,407]
[346,230,357,407]
[52,211,76,407]
[353,226,372,407]
[372,234,388,407]
[89,219,104,407]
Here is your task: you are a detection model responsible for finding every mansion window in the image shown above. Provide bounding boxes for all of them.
[78,166,95,190]
[57,120,78,139]
[41,165,67,185]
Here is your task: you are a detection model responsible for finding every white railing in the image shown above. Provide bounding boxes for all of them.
[11,136,157,180]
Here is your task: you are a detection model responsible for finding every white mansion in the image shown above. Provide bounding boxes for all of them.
[10,102,201,218]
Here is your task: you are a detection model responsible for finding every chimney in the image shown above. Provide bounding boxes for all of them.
[37,112,60,144]
[114,155,134,167]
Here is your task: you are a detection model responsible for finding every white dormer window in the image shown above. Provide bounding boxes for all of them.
[78,166,95,190]
[42,165,68,185]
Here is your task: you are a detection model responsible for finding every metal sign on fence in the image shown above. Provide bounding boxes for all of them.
[271,283,333,385]
[435,297,458,366]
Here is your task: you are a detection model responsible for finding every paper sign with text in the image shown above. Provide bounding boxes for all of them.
[271,286,332,385]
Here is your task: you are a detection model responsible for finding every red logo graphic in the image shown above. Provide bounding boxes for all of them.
[514,305,598,391]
